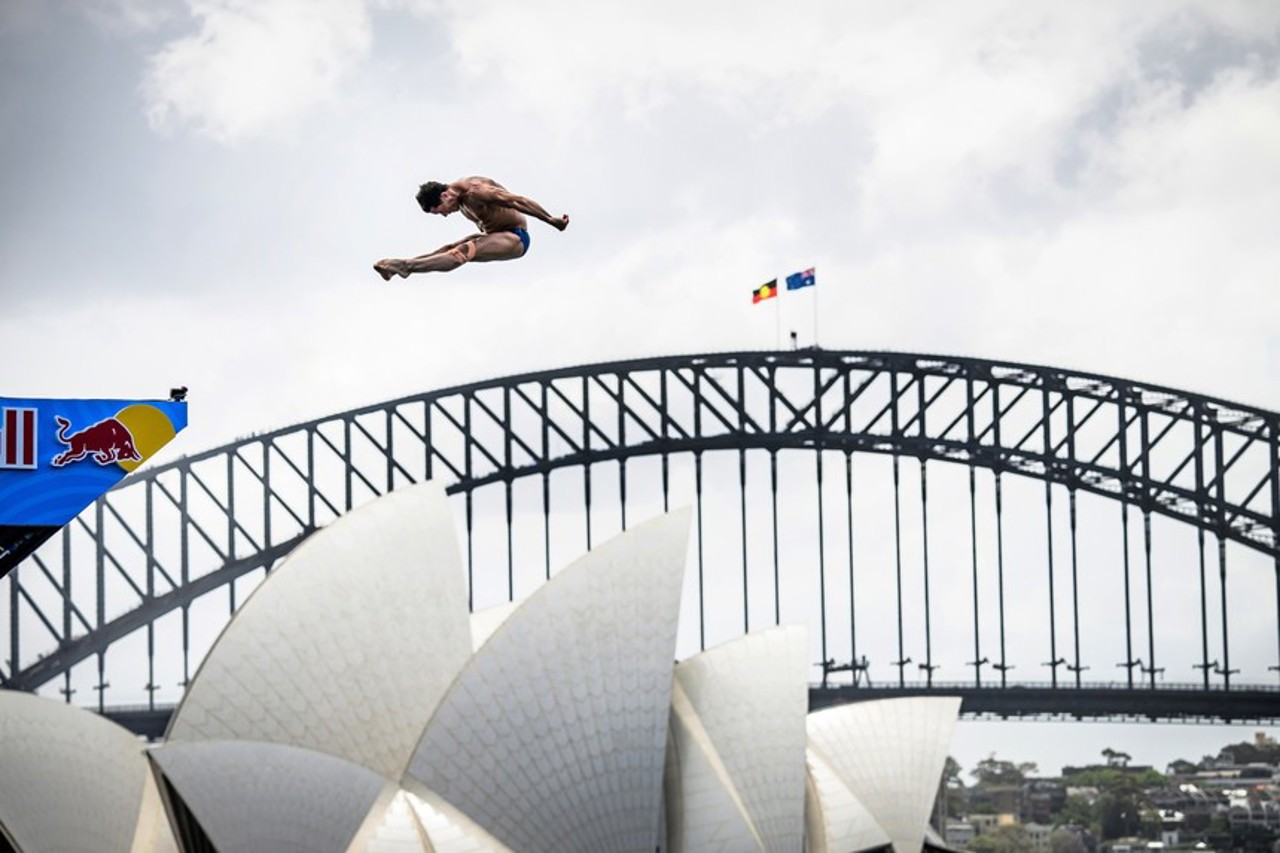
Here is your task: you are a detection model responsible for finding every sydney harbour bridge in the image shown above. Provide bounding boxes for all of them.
[3,349,1279,737]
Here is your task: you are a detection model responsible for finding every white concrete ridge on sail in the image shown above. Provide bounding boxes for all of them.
[668,624,810,852]
[403,509,692,853]
[807,696,962,853]
[804,747,892,853]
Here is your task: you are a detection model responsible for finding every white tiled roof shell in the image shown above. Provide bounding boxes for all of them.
[407,790,514,853]
[667,624,810,852]
[807,697,961,853]
[149,740,390,853]
[345,787,430,853]
[804,749,891,853]
[404,510,691,853]
[0,691,175,853]
[469,600,521,652]
[665,683,761,852]
[344,786,514,853]
[166,482,473,780]
[134,769,182,853]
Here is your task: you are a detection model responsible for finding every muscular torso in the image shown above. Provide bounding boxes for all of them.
[457,177,527,233]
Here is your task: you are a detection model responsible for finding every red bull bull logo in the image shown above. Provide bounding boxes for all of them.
[51,415,142,468]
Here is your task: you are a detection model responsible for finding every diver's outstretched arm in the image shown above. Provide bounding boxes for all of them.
[465,183,569,231]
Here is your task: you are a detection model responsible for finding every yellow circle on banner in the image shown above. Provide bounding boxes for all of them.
[114,404,177,472]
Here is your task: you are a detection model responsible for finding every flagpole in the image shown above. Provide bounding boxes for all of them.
[775,292,782,350]
[813,267,819,347]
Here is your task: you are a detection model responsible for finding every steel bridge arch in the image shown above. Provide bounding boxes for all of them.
[5,349,1280,707]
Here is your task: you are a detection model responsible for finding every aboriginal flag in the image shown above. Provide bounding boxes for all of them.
[753,279,778,304]
[786,268,816,290]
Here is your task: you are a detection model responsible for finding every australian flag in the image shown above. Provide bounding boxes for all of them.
[785,268,816,291]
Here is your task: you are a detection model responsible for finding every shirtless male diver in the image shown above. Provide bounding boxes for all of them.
[374,177,569,280]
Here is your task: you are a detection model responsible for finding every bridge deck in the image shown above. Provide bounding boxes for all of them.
[811,683,1280,722]
[94,682,1280,741]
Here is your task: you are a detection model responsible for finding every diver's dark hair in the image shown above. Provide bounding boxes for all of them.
[416,181,448,212]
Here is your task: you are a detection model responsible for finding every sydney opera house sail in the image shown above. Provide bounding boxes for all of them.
[0,482,960,853]
[165,484,473,781]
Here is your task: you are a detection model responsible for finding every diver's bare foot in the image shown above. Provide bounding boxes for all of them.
[374,260,397,281]
[554,214,570,232]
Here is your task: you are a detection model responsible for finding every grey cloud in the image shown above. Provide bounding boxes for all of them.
[140,0,373,143]
[1138,12,1280,105]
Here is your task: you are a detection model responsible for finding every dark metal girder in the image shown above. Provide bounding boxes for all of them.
[811,684,1280,722]
[443,431,1276,556]
[85,683,1280,740]
[0,526,59,580]
[7,349,1280,699]
[7,534,310,690]
[109,352,1275,479]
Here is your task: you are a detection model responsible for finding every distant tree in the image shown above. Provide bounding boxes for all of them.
[1061,766,1164,789]
[1048,828,1087,853]
[1232,822,1277,850]
[1217,734,1280,766]
[971,754,1038,787]
[1166,758,1198,776]
[1217,742,1258,764]
[1205,812,1231,834]
[1096,773,1148,840]
[965,824,1032,853]
[1055,793,1098,835]
[942,755,966,818]
[1102,747,1131,768]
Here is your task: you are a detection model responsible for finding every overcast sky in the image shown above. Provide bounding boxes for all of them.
[3,0,1279,776]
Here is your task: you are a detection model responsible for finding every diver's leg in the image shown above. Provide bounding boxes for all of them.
[373,259,402,280]
[467,232,525,263]
[372,247,467,279]
[374,233,523,279]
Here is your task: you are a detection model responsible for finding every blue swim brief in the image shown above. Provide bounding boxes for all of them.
[509,227,530,256]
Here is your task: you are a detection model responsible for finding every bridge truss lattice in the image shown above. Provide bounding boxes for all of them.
[4,350,1280,721]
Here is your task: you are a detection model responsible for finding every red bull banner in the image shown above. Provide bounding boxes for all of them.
[0,397,187,576]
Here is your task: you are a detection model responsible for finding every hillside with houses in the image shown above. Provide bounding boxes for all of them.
[943,732,1280,852]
